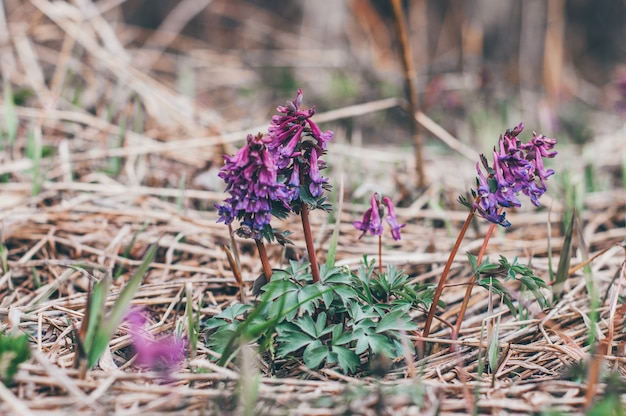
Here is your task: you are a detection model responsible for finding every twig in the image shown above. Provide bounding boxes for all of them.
[390,0,426,188]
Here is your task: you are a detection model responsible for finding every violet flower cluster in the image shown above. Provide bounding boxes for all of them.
[354,193,406,241]
[125,308,185,376]
[216,90,333,239]
[469,123,557,227]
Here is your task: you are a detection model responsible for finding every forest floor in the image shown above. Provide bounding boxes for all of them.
[1,1,625,415]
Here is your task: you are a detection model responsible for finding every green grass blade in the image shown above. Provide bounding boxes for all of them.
[326,175,344,268]
[553,207,575,301]
[88,243,157,368]
[83,270,111,354]
[3,80,18,148]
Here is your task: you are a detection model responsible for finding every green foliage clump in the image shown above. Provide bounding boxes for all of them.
[468,252,549,315]
[0,332,30,385]
[205,257,436,374]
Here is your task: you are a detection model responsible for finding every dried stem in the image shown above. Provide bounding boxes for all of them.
[255,239,273,283]
[390,0,426,188]
[300,204,321,283]
[422,209,475,341]
[454,220,498,339]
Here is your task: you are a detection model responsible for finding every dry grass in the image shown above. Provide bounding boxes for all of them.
[0,1,625,415]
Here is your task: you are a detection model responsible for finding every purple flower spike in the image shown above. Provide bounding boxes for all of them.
[126,308,185,377]
[216,89,334,240]
[382,196,406,240]
[216,133,292,239]
[267,89,332,202]
[470,124,557,227]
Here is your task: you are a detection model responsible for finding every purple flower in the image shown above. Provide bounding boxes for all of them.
[216,133,291,239]
[470,124,557,227]
[354,193,405,240]
[473,163,511,227]
[308,148,328,197]
[125,308,185,376]
[267,89,333,201]
[216,90,334,239]
[382,196,406,241]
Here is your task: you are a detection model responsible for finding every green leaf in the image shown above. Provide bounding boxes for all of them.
[349,303,379,323]
[366,333,394,355]
[553,207,575,300]
[0,332,30,385]
[467,252,478,272]
[295,315,318,339]
[331,325,353,346]
[329,345,359,373]
[276,330,315,356]
[303,341,327,369]
[325,182,343,268]
[82,271,110,354]
[204,303,252,330]
[206,326,239,356]
[214,304,252,322]
[317,284,335,308]
[353,328,391,355]
[298,284,322,315]
[376,310,417,333]
[269,290,298,321]
[321,266,351,285]
[314,312,328,337]
[331,284,357,304]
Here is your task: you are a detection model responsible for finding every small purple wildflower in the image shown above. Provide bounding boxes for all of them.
[216,133,291,239]
[469,123,557,227]
[126,308,185,376]
[382,196,406,240]
[354,193,405,241]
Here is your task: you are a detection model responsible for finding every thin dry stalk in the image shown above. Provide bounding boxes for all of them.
[390,0,426,188]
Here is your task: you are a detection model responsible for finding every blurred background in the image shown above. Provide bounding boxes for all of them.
[1,0,625,200]
[115,0,626,140]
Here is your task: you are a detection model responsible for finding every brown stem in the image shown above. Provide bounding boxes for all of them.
[300,204,321,283]
[255,239,273,283]
[390,0,426,188]
[453,214,500,339]
[422,209,475,340]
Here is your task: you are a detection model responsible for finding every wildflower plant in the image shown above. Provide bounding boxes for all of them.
[216,89,333,284]
[73,244,157,373]
[422,123,557,342]
[206,258,435,374]
[212,92,556,374]
[353,193,406,273]
[210,90,436,374]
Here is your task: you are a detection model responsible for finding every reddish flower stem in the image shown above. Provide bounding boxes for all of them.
[255,239,273,283]
[422,209,475,340]
[300,204,321,283]
[378,234,383,275]
[453,215,499,338]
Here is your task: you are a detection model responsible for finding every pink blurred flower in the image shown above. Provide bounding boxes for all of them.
[125,308,185,376]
